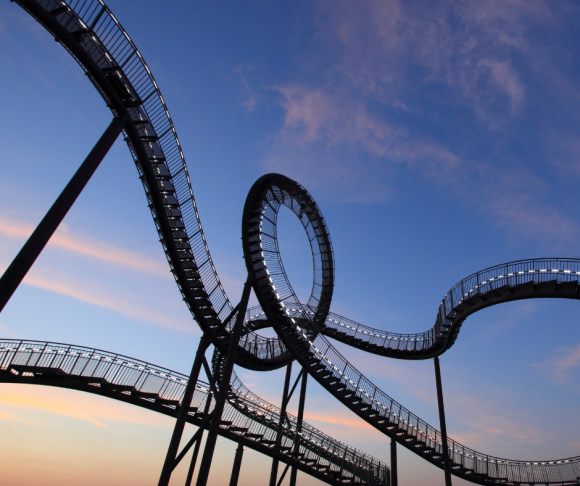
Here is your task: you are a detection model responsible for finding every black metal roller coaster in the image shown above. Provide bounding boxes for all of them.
[2,1,580,486]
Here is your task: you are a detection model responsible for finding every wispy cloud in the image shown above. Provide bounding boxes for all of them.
[303,411,375,432]
[532,343,580,383]
[252,0,580,245]
[0,385,170,429]
[0,217,170,279]
[448,392,540,446]
[21,272,195,332]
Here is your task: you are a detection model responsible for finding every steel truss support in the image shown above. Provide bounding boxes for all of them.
[0,117,125,314]
[269,362,293,486]
[158,330,212,486]
[390,437,398,486]
[185,392,213,486]
[195,276,253,486]
[289,370,308,486]
[158,303,240,486]
[229,443,244,486]
[434,356,452,486]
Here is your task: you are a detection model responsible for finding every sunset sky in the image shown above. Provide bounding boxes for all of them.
[2,1,580,485]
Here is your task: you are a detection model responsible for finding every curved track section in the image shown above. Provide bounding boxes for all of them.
[319,258,580,359]
[14,0,289,371]
[241,175,580,486]
[11,1,580,485]
[0,339,389,486]
[246,258,580,360]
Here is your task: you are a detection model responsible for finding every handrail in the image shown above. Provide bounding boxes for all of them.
[0,339,389,485]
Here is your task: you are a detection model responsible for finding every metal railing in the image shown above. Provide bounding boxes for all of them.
[255,259,580,357]
[0,339,389,485]
[32,0,288,366]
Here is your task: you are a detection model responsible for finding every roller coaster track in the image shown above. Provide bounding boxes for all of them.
[7,1,580,485]
[0,339,389,485]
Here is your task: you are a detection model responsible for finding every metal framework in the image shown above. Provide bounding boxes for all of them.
[0,339,389,486]
[4,1,580,485]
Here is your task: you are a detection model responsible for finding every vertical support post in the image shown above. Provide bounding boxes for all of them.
[0,117,125,313]
[185,392,213,486]
[289,370,308,486]
[229,443,244,486]
[390,437,398,486]
[158,331,211,486]
[434,356,452,486]
[195,276,253,486]
[269,361,293,486]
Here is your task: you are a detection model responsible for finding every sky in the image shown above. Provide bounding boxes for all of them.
[2,0,580,485]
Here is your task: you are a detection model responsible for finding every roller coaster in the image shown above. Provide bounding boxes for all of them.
[2,1,580,485]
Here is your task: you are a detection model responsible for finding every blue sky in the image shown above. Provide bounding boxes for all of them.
[2,1,580,484]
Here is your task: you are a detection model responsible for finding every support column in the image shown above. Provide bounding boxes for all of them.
[289,370,307,486]
[0,117,125,313]
[184,391,213,486]
[390,437,398,486]
[434,356,452,486]
[229,443,244,486]
[269,361,293,486]
[158,331,211,486]
[195,276,253,486]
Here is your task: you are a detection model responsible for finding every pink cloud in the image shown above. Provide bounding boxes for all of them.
[0,384,170,429]
[533,343,580,383]
[0,217,169,279]
[20,272,194,332]
[260,1,580,246]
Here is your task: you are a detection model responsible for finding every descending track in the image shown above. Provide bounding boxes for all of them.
[0,339,388,485]
[8,1,580,485]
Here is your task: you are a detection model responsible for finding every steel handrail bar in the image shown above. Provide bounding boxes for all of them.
[0,338,389,485]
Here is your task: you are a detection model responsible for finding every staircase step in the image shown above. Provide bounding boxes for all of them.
[111,384,136,393]
[536,279,557,292]
[81,376,107,385]
[11,365,66,376]
[559,280,579,293]
[157,398,180,406]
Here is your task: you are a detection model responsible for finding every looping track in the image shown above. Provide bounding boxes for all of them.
[8,1,580,485]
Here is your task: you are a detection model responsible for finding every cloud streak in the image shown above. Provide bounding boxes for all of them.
[254,0,580,245]
[0,217,169,279]
[0,384,170,429]
[20,272,194,332]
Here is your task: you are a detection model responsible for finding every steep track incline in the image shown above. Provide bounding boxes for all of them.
[9,1,580,485]
[15,0,290,371]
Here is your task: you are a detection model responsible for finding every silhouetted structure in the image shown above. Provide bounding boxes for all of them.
[3,1,580,485]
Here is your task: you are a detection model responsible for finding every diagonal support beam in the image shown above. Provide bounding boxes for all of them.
[276,463,290,486]
[269,361,293,486]
[185,392,213,486]
[201,356,220,397]
[171,413,214,471]
[283,368,304,411]
[0,117,125,313]
[158,303,240,486]
[195,275,253,486]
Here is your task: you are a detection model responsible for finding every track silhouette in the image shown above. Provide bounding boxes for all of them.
[7,1,580,485]
[0,339,388,485]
